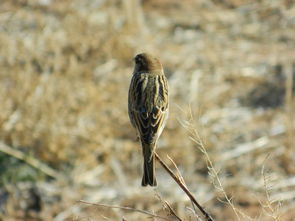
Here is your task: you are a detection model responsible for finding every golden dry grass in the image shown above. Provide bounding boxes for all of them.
[0,0,295,220]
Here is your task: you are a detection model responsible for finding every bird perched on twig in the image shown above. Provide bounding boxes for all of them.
[128,53,169,186]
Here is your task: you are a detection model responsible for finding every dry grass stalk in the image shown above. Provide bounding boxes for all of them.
[79,151,214,221]
[78,200,171,221]
[259,163,282,221]
[1,1,294,220]
[156,193,182,221]
[166,154,201,218]
[191,130,259,221]
[0,141,60,179]
[154,152,214,221]
[181,112,238,219]
[123,0,146,33]
[162,200,182,221]
[283,63,295,173]
[220,136,271,160]
[182,109,254,221]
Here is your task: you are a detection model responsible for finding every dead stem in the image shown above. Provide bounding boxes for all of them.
[78,200,171,221]
[155,152,214,221]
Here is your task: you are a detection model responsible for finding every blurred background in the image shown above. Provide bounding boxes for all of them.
[0,0,294,220]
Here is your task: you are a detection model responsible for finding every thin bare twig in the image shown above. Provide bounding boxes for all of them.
[283,63,295,173]
[167,155,186,185]
[163,200,182,221]
[167,155,199,216]
[181,108,248,220]
[0,141,61,179]
[260,159,282,221]
[186,207,203,221]
[191,129,257,221]
[154,152,214,221]
[189,132,245,220]
[156,193,183,221]
[78,200,171,221]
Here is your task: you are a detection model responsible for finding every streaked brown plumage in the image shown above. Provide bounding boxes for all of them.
[128,53,169,186]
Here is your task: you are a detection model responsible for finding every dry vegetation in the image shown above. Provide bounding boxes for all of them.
[0,0,295,220]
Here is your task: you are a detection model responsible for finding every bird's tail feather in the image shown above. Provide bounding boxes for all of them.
[141,143,157,186]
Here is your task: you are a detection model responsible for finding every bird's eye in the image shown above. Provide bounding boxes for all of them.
[135,56,142,64]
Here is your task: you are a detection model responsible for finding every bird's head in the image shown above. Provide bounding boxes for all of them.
[133,53,163,73]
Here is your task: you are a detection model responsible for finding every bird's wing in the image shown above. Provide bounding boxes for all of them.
[129,73,168,144]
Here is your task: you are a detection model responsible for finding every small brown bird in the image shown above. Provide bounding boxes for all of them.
[128,53,169,186]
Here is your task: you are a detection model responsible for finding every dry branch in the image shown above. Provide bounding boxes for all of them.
[283,63,295,173]
[156,193,182,221]
[79,200,171,221]
[163,200,182,221]
[0,141,61,179]
[155,152,214,221]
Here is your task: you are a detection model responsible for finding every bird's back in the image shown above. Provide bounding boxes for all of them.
[128,72,168,144]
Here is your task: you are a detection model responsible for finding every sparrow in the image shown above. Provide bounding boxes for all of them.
[128,53,169,186]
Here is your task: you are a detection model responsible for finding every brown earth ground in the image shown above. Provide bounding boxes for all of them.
[0,0,295,220]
